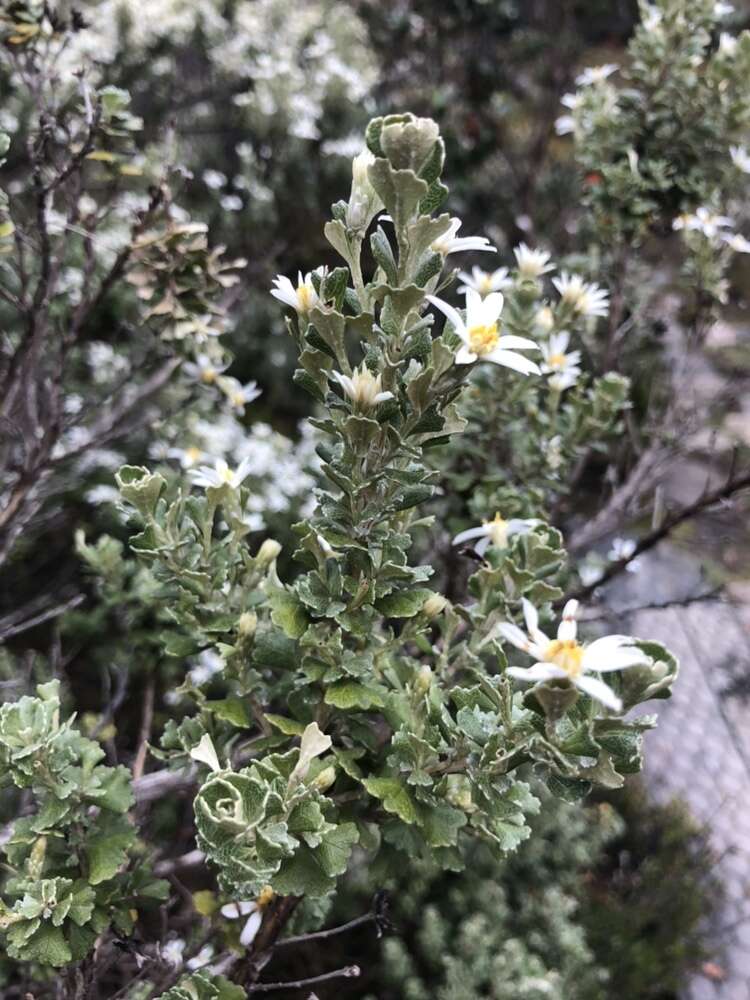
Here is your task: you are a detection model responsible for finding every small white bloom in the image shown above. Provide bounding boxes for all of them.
[723,233,750,253]
[220,194,243,212]
[540,331,582,391]
[426,289,541,375]
[608,537,642,573]
[452,512,539,556]
[552,272,610,318]
[168,445,205,469]
[513,243,555,279]
[560,93,581,111]
[673,207,733,239]
[555,115,576,136]
[270,271,320,314]
[218,376,263,413]
[575,64,618,87]
[457,265,512,297]
[430,217,496,257]
[497,598,647,711]
[183,353,229,384]
[730,146,750,173]
[162,938,186,968]
[715,3,735,18]
[330,365,394,407]
[641,4,662,30]
[220,900,264,947]
[719,32,738,55]
[190,457,253,490]
[203,169,227,190]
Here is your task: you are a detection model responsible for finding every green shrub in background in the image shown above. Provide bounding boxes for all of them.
[311,783,720,1000]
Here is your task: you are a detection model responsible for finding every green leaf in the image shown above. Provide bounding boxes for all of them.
[268,588,309,639]
[363,776,419,824]
[324,682,385,710]
[265,714,306,735]
[207,698,252,728]
[375,588,434,618]
[86,825,134,884]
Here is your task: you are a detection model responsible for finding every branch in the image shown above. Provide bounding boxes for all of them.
[250,965,361,994]
[562,469,750,605]
[275,892,390,949]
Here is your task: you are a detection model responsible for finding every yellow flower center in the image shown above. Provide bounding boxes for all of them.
[296,283,313,311]
[185,446,202,464]
[231,392,245,408]
[468,322,500,356]
[257,885,275,909]
[221,467,235,484]
[545,639,584,677]
[200,368,217,384]
[547,352,566,369]
[479,274,494,294]
[485,512,508,547]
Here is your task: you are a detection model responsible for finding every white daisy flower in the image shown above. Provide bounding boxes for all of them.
[183,353,229,384]
[270,271,319,314]
[457,266,512,297]
[218,376,262,413]
[730,146,750,173]
[190,458,253,490]
[715,3,735,18]
[541,331,582,391]
[330,365,394,408]
[452,512,539,556]
[575,64,618,87]
[220,900,263,948]
[426,289,541,375]
[552,273,610,318]
[513,243,555,280]
[430,218,496,257]
[497,598,647,711]
[168,445,205,469]
[673,207,733,239]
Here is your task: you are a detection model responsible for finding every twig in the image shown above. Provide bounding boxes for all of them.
[250,966,360,994]
[132,676,156,782]
[562,469,750,605]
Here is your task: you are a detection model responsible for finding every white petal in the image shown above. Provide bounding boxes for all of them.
[496,622,532,652]
[374,391,395,403]
[496,335,538,351]
[240,910,263,947]
[464,288,484,328]
[426,294,467,341]
[574,674,622,711]
[475,535,492,556]
[583,638,647,672]
[478,291,504,326]
[486,350,541,375]
[507,663,567,682]
[522,598,549,647]
[453,525,490,546]
[455,345,478,365]
[557,599,579,641]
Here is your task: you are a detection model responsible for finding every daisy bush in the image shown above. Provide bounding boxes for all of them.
[1,0,749,997]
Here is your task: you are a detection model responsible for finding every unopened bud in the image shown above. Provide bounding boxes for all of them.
[534,306,554,333]
[257,539,281,566]
[415,665,433,694]
[422,593,448,619]
[312,765,336,792]
[238,611,257,638]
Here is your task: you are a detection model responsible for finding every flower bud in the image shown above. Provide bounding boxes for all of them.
[346,150,382,232]
[312,765,336,792]
[415,664,433,694]
[256,539,281,566]
[422,593,448,619]
[238,611,257,638]
[534,306,554,333]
